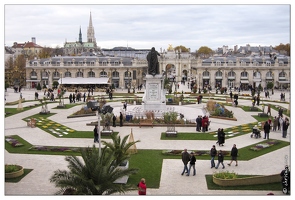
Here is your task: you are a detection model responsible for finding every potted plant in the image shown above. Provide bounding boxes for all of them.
[5,164,24,179]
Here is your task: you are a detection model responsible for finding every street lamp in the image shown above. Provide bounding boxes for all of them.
[127,70,131,93]
[60,72,64,106]
[198,73,201,94]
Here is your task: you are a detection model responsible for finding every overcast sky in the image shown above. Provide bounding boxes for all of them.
[3,2,292,52]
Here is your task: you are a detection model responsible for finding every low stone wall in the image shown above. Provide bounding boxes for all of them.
[213,174,281,186]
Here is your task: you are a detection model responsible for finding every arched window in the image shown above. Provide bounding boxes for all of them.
[100,71,107,77]
[279,71,286,78]
[112,71,119,77]
[241,71,248,78]
[215,71,222,77]
[88,71,95,77]
[203,71,209,77]
[228,60,234,66]
[65,71,71,77]
[30,71,37,76]
[76,71,83,77]
[228,71,235,77]
[53,71,60,78]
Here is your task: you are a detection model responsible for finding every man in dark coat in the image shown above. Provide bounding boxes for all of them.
[263,121,271,139]
[93,125,99,143]
[181,149,191,175]
[210,145,217,168]
[112,115,117,127]
[228,144,238,166]
[119,112,123,127]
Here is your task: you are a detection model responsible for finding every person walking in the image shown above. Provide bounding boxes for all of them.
[263,121,271,139]
[217,128,221,146]
[266,104,271,116]
[181,149,191,175]
[196,115,202,132]
[187,152,196,176]
[228,144,238,166]
[112,115,117,127]
[273,116,278,132]
[215,150,225,169]
[93,125,99,143]
[119,112,123,127]
[282,117,289,138]
[220,128,225,146]
[137,178,147,195]
[210,145,217,168]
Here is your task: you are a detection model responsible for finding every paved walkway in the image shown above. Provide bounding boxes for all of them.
[4,85,291,196]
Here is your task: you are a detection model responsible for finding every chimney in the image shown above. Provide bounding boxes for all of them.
[32,37,36,44]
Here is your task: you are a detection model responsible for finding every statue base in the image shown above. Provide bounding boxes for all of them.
[142,75,166,115]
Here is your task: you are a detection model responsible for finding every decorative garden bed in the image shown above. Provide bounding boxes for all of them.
[5,164,24,179]
[213,173,281,186]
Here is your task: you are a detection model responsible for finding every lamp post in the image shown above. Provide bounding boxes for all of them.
[198,73,201,94]
[60,72,64,106]
[127,70,131,93]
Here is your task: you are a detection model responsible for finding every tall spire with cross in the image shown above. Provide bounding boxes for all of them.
[87,11,96,44]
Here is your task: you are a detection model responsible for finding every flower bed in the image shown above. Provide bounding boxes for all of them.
[162,150,231,156]
[5,136,24,147]
[29,145,81,152]
[250,140,279,151]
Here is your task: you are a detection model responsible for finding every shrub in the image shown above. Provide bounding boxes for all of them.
[5,164,21,173]
[213,171,237,179]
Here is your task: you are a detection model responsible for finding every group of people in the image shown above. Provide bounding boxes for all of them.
[195,115,210,132]
[181,144,239,175]
[69,92,87,103]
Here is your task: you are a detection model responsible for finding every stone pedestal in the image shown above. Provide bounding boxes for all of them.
[142,75,166,113]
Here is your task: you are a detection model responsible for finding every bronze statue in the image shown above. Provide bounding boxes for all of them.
[146,47,160,76]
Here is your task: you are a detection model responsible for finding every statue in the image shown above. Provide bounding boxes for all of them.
[146,47,160,76]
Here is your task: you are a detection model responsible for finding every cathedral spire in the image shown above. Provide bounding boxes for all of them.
[79,26,82,43]
[87,11,96,44]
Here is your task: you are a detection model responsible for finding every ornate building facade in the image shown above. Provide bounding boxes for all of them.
[25,46,290,91]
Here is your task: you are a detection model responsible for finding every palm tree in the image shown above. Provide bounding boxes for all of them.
[102,132,140,166]
[49,145,138,195]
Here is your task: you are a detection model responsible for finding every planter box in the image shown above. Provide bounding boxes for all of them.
[213,174,281,186]
[5,165,24,179]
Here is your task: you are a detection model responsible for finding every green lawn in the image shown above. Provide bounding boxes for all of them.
[5,134,290,188]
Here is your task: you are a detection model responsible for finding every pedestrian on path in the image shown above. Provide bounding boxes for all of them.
[263,121,271,139]
[181,149,190,175]
[215,150,225,169]
[228,144,238,166]
[119,112,123,127]
[93,125,99,143]
[282,117,289,138]
[187,152,196,176]
[210,145,217,168]
[112,115,117,127]
[273,116,278,131]
[137,178,147,195]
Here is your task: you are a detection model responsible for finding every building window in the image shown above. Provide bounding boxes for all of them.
[203,71,210,77]
[76,71,83,77]
[216,61,221,66]
[266,61,271,66]
[88,71,95,77]
[90,61,95,66]
[112,71,119,78]
[215,71,222,77]
[279,72,286,78]
[102,61,107,66]
[114,61,119,66]
[65,71,71,77]
[100,71,107,77]
[241,71,248,78]
[228,71,235,77]
[228,61,234,66]
[279,61,284,66]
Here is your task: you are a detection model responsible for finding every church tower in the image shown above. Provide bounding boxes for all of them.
[87,12,96,44]
[79,26,82,43]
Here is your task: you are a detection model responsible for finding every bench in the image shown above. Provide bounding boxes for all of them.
[27,118,36,128]
[166,131,178,137]
[139,119,153,128]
